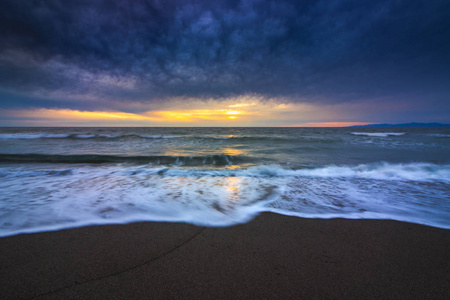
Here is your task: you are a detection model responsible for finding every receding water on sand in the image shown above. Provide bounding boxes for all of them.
[0,127,449,236]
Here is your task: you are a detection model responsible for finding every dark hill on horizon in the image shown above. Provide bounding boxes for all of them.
[350,122,450,128]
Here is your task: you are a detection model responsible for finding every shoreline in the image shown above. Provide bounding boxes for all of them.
[1,212,449,299]
[2,212,450,239]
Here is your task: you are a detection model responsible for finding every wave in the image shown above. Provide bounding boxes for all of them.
[1,154,448,181]
[255,162,450,182]
[0,133,72,139]
[159,162,449,182]
[0,133,284,141]
[0,133,182,140]
[0,133,298,142]
[192,135,288,141]
[0,168,74,178]
[158,162,449,182]
[0,153,260,166]
[0,133,342,145]
[428,134,450,138]
[1,161,449,237]
[351,132,406,137]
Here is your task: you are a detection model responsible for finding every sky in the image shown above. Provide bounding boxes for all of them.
[0,0,449,127]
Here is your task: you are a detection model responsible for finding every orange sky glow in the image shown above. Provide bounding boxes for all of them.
[0,97,373,127]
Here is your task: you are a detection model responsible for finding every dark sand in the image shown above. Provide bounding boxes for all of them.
[1,213,449,299]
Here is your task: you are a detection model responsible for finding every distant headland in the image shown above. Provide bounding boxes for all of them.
[350,122,450,128]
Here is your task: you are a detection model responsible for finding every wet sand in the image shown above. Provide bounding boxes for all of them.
[1,212,449,299]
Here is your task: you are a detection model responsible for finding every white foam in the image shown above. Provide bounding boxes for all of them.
[351,132,406,137]
[0,164,278,236]
[237,163,450,182]
[140,135,181,139]
[194,135,243,140]
[75,134,97,138]
[291,163,450,181]
[0,133,70,139]
[0,133,182,140]
[0,162,449,237]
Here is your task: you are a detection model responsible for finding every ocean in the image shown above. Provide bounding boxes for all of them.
[0,127,449,236]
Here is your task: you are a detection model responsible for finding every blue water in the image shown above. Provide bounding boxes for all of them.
[0,127,449,236]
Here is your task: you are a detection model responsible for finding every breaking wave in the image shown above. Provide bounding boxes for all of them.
[0,132,295,142]
[351,132,406,137]
[0,162,449,237]
[0,153,262,166]
[0,133,182,140]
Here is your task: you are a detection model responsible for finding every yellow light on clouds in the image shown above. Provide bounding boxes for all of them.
[13,108,157,121]
[9,107,248,125]
[150,109,245,122]
[225,110,242,115]
[0,96,371,126]
[228,103,255,108]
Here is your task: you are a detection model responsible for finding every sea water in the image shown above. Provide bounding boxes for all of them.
[0,127,449,236]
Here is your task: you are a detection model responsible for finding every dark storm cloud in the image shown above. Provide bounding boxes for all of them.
[0,0,449,110]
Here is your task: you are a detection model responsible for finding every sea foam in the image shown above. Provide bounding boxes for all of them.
[351,132,406,137]
[0,162,449,237]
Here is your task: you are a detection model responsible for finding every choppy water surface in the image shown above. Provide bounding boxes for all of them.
[0,127,449,236]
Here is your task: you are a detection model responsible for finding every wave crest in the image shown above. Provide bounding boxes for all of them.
[351,132,406,137]
[0,153,260,166]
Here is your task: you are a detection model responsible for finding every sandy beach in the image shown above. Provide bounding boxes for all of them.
[1,212,449,299]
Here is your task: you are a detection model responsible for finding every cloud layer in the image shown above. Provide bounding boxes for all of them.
[0,0,449,122]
